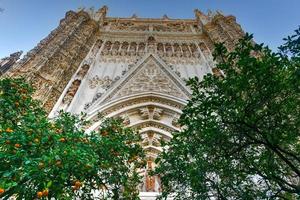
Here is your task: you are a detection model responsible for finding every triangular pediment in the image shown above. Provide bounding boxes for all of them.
[87,53,191,112]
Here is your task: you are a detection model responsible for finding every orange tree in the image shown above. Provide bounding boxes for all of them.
[0,78,145,199]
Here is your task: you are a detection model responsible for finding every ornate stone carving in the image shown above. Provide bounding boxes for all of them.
[111,58,187,100]
[153,108,163,120]
[88,75,113,89]
[172,114,181,128]
[142,132,161,147]
[121,114,130,125]
[139,107,150,120]
[62,79,81,104]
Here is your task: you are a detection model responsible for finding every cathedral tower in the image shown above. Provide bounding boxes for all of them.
[7,6,244,199]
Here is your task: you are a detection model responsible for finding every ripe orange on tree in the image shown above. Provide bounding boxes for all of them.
[42,189,49,197]
[37,191,43,198]
[6,127,13,133]
[0,188,5,195]
[74,180,82,188]
[14,143,21,148]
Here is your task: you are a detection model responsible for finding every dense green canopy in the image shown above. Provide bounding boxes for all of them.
[156,28,300,199]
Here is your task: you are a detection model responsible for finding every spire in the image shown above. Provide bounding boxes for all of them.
[194,9,204,29]
[194,9,204,20]
[0,51,22,75]
[94,5,108,23]
[162,14,169,20]
[131,13,138,19]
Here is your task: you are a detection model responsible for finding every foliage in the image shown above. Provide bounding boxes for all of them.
[0,78,145,199]
[155,29,300,199]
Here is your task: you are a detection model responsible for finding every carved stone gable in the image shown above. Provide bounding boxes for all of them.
[116,60,184,98]
[100,54,190,104]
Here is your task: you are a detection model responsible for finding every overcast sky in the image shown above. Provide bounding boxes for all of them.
[0,0,299,58]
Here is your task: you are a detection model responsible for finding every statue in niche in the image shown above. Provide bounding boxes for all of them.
[77,64,90,78]
[173,43,182,57]
[129,42,137,55]
[147,36,156,53]
[102,41,112,55]
[138,43,146,55]
[182,43,191,57]
[62,79,81,104]
[144,160,161,192]
[157,43,164,56]
[165,43,172,57]
[112,41,120,56]
[120,42,129,56]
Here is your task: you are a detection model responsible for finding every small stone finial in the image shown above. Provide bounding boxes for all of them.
[194,9,204,18]
[216,10,225,16]
[162,14,169,20]
[94,5,108,23]
[131,13,138,19]
[0,51,23,75]
[207,9,213,17]
[194,8,205,27]
[89,6,95,12]
[77,6,85,12]
[97,5,108,15]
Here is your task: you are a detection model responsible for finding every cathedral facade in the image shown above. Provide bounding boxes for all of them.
[7,6,244,199]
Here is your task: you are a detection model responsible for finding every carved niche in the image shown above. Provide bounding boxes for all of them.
[62,64,90,105]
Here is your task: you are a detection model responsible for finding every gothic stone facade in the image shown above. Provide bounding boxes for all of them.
[7,6,244,199]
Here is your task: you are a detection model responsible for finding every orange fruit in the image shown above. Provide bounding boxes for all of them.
[74,181,82,188]
[6,128,13,133]
[42,189,49,196]
[59,138,66,142]
[34,138,39,143]
[0,188,4,194]
[14,143,21,148]
[101,131,108,136]
[37,191,43,198]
